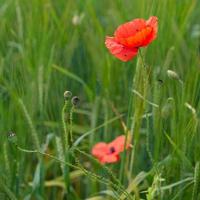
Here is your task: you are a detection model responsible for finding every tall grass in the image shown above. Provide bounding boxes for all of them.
[0,0,200,199]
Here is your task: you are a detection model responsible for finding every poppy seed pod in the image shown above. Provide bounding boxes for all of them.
[71,96,80,106]
[64,91,72,100]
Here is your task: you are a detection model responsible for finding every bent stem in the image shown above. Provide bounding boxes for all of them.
[69,105,75,145]
[16,145,132,199]
[17,145,79,170]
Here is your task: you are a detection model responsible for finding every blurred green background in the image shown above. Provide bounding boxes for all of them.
[0,0,200,199]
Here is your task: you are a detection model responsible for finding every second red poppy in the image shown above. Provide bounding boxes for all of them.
[91,135,131,164]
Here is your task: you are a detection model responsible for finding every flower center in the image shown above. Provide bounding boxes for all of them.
[109,147,116,154]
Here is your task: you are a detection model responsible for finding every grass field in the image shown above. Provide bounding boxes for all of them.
[0,0,200,199]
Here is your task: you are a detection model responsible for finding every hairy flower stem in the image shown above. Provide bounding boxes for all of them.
[119,49,149,186]
[130,49,149,174]
[69,106,75,145]
[18,99,40,152]
[192,161,200,200]
[62,100,70,149]
[16,144,132,199]
[61,99,71,195]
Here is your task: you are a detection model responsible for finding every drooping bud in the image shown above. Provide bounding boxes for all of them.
[72,13,85,26]
[7,131,17,144]
[185,102,197,117]
[167,69,183,84]
[167,70,179,80]
[71,96,80,106]
[64,91,72,100]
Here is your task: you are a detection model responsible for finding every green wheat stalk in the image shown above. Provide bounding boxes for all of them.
[192,161,200,200]
[18,98,40,150]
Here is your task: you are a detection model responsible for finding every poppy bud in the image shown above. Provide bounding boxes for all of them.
[167,70,180,80]
[167,70,183,84]
[7,131,17,144]
[64,91,72,100]
[71,96,80,106]
[185,102,197,117]
[72,13,85,26]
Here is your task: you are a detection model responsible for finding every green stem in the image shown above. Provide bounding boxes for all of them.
[17,145,132,199]
[69,106,75,145]
[61,99,71,194]
[138,49,146,68]
[17,145,80,170]
[129,49,149,175]
[62,100,70,149]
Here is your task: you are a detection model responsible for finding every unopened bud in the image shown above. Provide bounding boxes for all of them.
[185,102,197,117]
[64,91,72,100]
[167,70,180,80]
[71,96,80,106]
[72,13,85,26]
[7,131,17,144]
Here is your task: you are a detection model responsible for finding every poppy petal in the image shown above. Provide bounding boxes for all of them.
[124,16,158,47]
[105,37,138,62]
[114,19,146,40]
[141,16,158,45]
[91,142,108,158]
[108,135,130,153]
[100,154,120,164]
[146,16,158,35]
[118,26,153,47]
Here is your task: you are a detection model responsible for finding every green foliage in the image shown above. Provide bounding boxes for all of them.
[0,0,200,199]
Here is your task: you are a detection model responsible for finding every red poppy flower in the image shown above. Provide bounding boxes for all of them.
[105,16,158,62]
[91,135,131,164]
